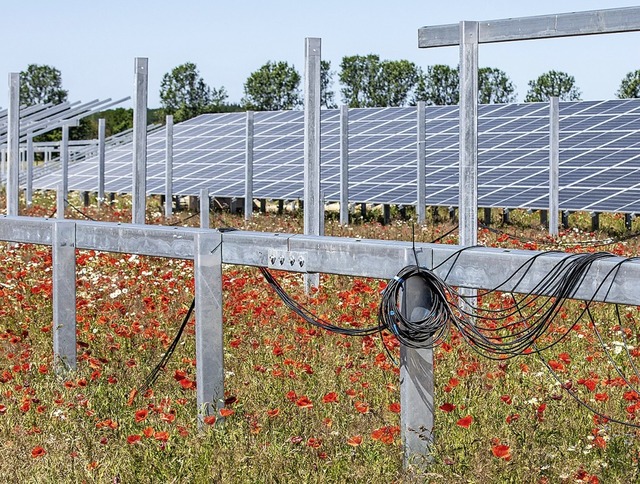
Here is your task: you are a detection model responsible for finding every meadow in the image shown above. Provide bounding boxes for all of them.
[0,193,639,483]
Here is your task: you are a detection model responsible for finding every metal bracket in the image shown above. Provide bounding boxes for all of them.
[267,249,307,272]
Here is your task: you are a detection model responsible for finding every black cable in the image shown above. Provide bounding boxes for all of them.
[64,198,98,222]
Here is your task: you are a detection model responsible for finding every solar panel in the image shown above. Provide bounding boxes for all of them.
[31,98,640,214]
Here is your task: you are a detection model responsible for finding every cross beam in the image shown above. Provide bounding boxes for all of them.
[418,6,640,47]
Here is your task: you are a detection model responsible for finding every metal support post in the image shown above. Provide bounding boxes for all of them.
[200,188,210,229]
[483,207,491,226]
[26,134,34,207]
[591,212,600,232]
[540,210,548,227]
[549,97,560,237]
[625,213,633,231]
[57,182,65,219]
[165,115,173,218]
[562,210,570,229]
[383,204,391,225]
[7,73,20,216]
[340,105,349,225]
[304,37,322,291]
[132,57,148,225]
[194,231,224,424]
[52,221,77,371]
[244,111,254,220]
[400,272,434,466]
[458,21,479,247]
[502,208,510,225]
[417,101,426,224]
[97,118,106,207]
[61,125,70,205]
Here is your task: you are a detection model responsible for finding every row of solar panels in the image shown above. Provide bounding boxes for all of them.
[33,98,640,214]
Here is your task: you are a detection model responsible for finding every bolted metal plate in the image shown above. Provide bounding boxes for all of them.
[267,250,307,272]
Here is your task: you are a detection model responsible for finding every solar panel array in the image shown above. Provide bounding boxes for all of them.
[32,99,640,214]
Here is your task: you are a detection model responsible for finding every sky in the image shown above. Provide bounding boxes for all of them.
[2,1,640,109]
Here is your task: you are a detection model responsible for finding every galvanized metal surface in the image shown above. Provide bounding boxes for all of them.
[7,73,19,216]
[549,97,559,237]
[52,221,77,370]
[98,118,106,206]
[164,115,173,218]
[304,38,322,291]
[340,105,349,225]
[459,21,479,247]
[417,101,426,224]
[132,57,148,225]
[245,111,254,220]
[61,125,70,201]
[194,231,224,423]
[26,135,34,207]
[419,6,640,47]
[200,188,210,229]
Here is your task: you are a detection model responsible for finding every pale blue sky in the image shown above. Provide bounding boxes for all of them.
[2,1,639,108]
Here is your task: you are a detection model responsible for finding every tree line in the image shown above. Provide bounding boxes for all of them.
[16,60,640,139]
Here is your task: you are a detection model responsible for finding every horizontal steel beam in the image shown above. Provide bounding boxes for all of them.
[1,216,639,305]
[419,7,640,47]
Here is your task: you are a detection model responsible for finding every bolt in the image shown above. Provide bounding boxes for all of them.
[299,259,304,267]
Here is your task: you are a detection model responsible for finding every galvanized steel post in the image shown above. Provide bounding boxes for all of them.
[132,57,148,225]
[52,221,77,371]
[7,73,20,216]
[164,115,173,218]
[304,37,322,291]
[244,111,254,220]
[417,101,426,224]
[97,118,106,207]
[194,231,224,424]
[61,125,70,205]
[340,105,349,225]
[459,21,479,247]
[549,97,559,237]
[200,188,210,229]
[26,134,34,207]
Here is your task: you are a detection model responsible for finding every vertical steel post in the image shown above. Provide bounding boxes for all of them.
[244,111,254,220]
[417,101,426,224]
[165,115,174,218]
[132,57,148,225]
[7,73,20,216]
[459,21,479,247]
[549,97,560,237]
[194,231,224,424]
[61,125,70,206]
[57,182,65,219]
[340,105,349,225]
[97,118,106,207]
[52,221,77,371]
[26,134,34,207]
[400,264,435,466]
[304,38,322,291]
[200,188,210,229]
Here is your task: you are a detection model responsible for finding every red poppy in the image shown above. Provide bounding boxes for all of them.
[296,396,313,409]
[388,402,401,413]
[266,408,280,418]
[154,431,169,442]
[500,395,513,405]
[31,446,46,458]
[354,401,369,414]
[439,403,456,413]
[127,435,141,445]
[347,435,363,447]
[491,444,511,460]
[322,392,338,404]
[456,415,473,428]
[134,409,148,423]
[203,415,216,425]
[143,427,155,438]
[220,408,235,417]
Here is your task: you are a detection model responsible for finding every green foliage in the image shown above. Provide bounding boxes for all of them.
[478,67,517,104]
[339,54,420,107]
[159,62,228,122]
[415,64,459,105]
[524,70,581,102]
[242,61,302,111]
[415,65,516,105]
[321,60,337,109]
[616,70,640,99]
[19,64,68,106]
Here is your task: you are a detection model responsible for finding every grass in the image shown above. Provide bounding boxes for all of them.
[0,192,639,482]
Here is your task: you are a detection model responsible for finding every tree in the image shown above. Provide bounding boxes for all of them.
[478,67,516,104]
[159,62,227,122]
[339,54,420,107]
[415,64,459,105]
[20,64,68,106]
[242,61,301,111]
[415,65,516,105]
[321,60,337,109]
[617,70,640,98]
[524,70,581,102]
